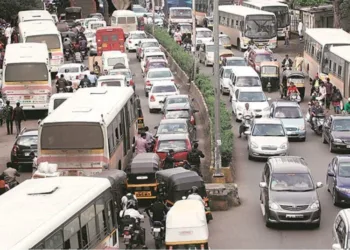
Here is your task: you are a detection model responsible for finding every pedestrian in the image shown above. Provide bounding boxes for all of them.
[298,20,303,42]
[331,86,342,114]
[284,27,290,46]
[324,78,333,109]
[4,24,12,45]
[12,102,25,136]
[294,53,303,71]
[187,142,205,176]
[3,100,13,135]
[135,132,148,154]
[88,71,98,87]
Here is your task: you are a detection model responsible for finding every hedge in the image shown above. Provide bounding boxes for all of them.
[146,25,233,167]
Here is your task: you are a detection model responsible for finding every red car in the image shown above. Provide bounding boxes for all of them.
[247,48,273,73]
[154,134,193,165]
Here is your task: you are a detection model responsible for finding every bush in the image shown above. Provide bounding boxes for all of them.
[147,26,233,167]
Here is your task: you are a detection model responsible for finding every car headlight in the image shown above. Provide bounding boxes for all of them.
[298,125,305,131]
[250,142,259,149]
[333,138,342,143]
[269,201,279,210]
[280,143,288,150]
[336,187,350,194]
[309,200,320,210]
[263,107,270,111]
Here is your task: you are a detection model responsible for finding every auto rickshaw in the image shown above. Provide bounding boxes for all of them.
[219,33,232,50]
[155,168,213,222]
[281,70,307,100]
[126,153,160,200]
[215,50,234,69]
[260,61,280,92]
[165,199,209,250]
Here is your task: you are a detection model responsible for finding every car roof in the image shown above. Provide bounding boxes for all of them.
[141,39,158,43]
[157,134,189,140]
[20,129,38,136]
[254,118,282,125]
[148,67,171,72]
[237,87,264,92]
[166,94,189,99]
[59,63,83,68]
[98,75,126,80]
[159,119,187,124]
[273,101,300,107]
[129,30,146,34]
[145,52,165,56]
[231,66,259,77]
[225,56,244,61]
[147,59,167,63]
[268,156,309,174]
[196,27,211,31]
[336,155,350,162]
[330,115,350,120]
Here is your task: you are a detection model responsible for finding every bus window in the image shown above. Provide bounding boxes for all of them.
[63,217,81,249]
[96,198,108,237]
[45,230,64,249]
[26,34,61,50]
[118,17,126,24]
[127,17,136,23]
[80,205,97,247]
[111,35,118,41]
[102,35,109,42]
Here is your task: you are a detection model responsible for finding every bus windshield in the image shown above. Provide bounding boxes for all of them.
[245,15,277,39]
[170,9,192,18]
[262,6,290,28]
[26,34,61,50]
[5,63,48,82]
[40,123,104,149]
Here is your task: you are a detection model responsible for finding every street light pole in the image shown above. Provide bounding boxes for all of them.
[192,0,197,81]
[213,0,224,178]
[152,0,155,34]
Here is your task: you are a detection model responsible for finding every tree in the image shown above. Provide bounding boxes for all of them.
[293,0,325,7]
[0,0,43,22]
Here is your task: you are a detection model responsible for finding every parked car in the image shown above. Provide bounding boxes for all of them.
[108,68,135,90]
[269,101,306,141]
[144,68,175,97]
[148,81,179,112]
[326,155,350,206]
[248,47,273,73]
[222,56,246,67]
[10,128,38,170]
[56,63,90,89]
[247,118,288,160]
[154,118,196,142]
[322,115,350,153]
[163,102,198,126]
[125,31,147,51]
[136,39,160,61]
[259,156,322,228]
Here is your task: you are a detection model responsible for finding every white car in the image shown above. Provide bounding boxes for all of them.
[146,14,164,27]
[219,66,235,95]
[199,41,225,66]
[232,87,271,122]
[247,118,289,160]
[125,31,147,51]
[141,52,167,72]
[84,30,96,49]
[195,27,213,49]
[148,81,180,113]
[96,75,128,87]
[56,64,90,89]
[136,39,160,60]
[144,68,175,97]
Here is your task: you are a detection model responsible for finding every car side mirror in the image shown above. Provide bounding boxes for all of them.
[259,182,267,188]
[332,243,341,250]
[316,182,323,188]
[244,130,251,135]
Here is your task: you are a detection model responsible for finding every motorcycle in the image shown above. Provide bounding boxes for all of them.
[122,216,145,249]
[312,113,325,135]
[242,114,253,138]
[64,49,70,61]
[183,43,192,53]
[81,49,86,60]
[151,221,165,249]
[73,51,83,63]
[289,92,301,103]
[147,139,155,152]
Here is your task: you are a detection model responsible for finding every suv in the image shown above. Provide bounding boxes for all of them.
[260,156,323,228]
[248,48,273,73]
[270,101,306,141]
[10,128,38,170]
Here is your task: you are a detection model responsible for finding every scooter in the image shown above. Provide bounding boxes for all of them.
[151,221,165,249]
[289,92,301,103]
[242,114,253,138]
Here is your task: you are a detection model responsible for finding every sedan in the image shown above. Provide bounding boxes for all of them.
[219,66,234,95]
[322,115,350,153]
[144,59,168,74]
[162,94,192,112]
[154,118,196,142]
[154,134,192,163]
[247,118,289,160]
[141,52,167,72]
[136,39,159,61]
[222,56,246,67]
[327,155,350,206]
[125,31,147,51]
[56,63,90,89]
[232,87,271,122]
[148,81,179,112]
[163,103,198,126]
[144,68,175,97]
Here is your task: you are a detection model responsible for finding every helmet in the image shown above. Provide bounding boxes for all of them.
[191,186,199,194]
[126,199,136,209]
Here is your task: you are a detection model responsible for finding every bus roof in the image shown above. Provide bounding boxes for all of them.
[219,5,276,16]
[18,10,53,22]
[330,45,350,63]
[243,0,289,8]
[41,87,134,125]
[305,28,350,47]
[19,21,59,36]
[4,43,48,63]
[0,177,111,250]
[112,10,137,17]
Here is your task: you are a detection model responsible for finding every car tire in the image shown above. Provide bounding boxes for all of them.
[300,137,306,142]
[329,142,334,153]
[313,220,320,229]
[248,152,253,160]
[205,59,208,67]
[333,188,339,206]
[145,91,149,97]
[264,209,272,228]
[322,133,327,144]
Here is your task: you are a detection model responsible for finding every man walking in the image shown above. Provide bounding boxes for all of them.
[3,100,13,135]
[325,78,333,109]
[298,20,303,42]
[284,28,290,46]
[12,102,25,136]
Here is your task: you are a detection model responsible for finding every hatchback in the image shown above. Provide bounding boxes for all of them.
[154,134,192,163]
[125,31,147,51]
[163,103,198,126]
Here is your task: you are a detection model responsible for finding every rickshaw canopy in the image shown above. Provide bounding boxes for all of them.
[260,61,280,67]
[283,70,307,79]
[166,200,209,245]
[219,49,234,58]
[129,153,160,174]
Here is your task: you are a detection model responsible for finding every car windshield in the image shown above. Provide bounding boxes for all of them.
[109,70,131,78]
[236,77,261,87]
[206,45,225,52]
[148,70,172,78]
[238,91,266,102]
[165,110,190,119]
[166,97,189,105]
[101,81,122,86]
[252,124,285,136]
[197,31,212,38]
[133,7,147,13]
[146,55,165,61]
[332,119,350,131]
[59,67,80,73]
[17,135,38,147]
[131,33,147,39]
[255,54,273,63]
[142,42,159,48]
[157,140,187,152]
[271,173,314,191]
[223,69,233,78]
[339,162,350,177]
[226,59,246,66]
[149,62,167,68]
[274,107,302,119]
[157,123,187,134]
[152,85,176,93]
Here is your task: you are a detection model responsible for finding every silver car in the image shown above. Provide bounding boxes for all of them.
[144,68,175,97]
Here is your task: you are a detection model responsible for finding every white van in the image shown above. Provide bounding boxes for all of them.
[102,51,129,72]
[97,75,128,87]
[48,93,73,114]
[333,209,350,250]
[111,10,137,35]
[18,10,54,24]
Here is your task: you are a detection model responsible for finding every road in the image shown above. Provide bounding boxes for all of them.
[197,37,340,248]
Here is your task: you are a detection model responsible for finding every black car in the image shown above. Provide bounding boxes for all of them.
[11,128,38,170]
[322,115,350,153]
[154,118,196,142]
[326,155,350,206]
[260,156,323,228]
[162,103,198,126]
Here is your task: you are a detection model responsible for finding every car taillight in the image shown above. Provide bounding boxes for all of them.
[124,230,129,235]
[12,145,19,156]
[146,81,151,86]
[150,95,156,102]
[129,79,134,86]
[129,40,132,43]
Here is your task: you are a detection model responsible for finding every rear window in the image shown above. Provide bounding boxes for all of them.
[17,135,38,147]
[148,70,172,78]
[146,55,164,61]
[165,110,190,119]
[118,17,126,24]
[152,85,176,93]
[127,17,136,23]
[102,35,108,42]
[53,98,67,110]
[108,58,126,66]
[157,140,187,151]
[142,42,159,48]
[110,71,131,78]
[149,62,167,68]
[101,81,122,86]
[59,67,79,73]
[131,33,147,39]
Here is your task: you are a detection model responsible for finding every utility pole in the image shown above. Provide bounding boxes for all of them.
[192,0,197,81]
[152,0,155,34]
[213,0,224,180]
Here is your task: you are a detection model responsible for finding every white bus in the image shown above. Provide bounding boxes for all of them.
[17,10,54,24]
[0,176,122,249]
[242,0,290,38]
[219,5,277,50]
[169,7,193,25]
[195,0,234,27]
[1,43,51,110]
[303,28,350,81]
[38,87,138,176]
[19,21,64,74]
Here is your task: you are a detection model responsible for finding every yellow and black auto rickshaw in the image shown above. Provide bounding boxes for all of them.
[126,153,160,200]
[260,61,280,92]
[281,70,307,100]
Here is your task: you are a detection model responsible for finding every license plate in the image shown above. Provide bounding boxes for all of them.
[24,96,31,99]
[124,235,131,239]
[286,214,303,218]
[153,228,161,232]
[347,145,350,148]
[135,191,152,197]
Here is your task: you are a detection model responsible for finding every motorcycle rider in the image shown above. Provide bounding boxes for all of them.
[163,149,182,169]
[187,142,205,176]
[79,37,87,56]
[145,196,168,227]
[182,34,191,45]
[122,192,138,211]
[318,82,327,105]
[311,73,323,95]
[310,100,324,129]
[187,186,205,205]
[56,74,68,92]
[79,75,92,88]
[93,61,101,75]
[63,37,73,57]
[3,163,20,188]
[238,103,255,138]
[287,82,300,96]
[173,28,182,44]
[281,54,293,70]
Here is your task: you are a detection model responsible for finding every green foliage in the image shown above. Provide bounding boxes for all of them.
[0,0,44,22]
[294,0,325,6]
[340,0,350,19]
